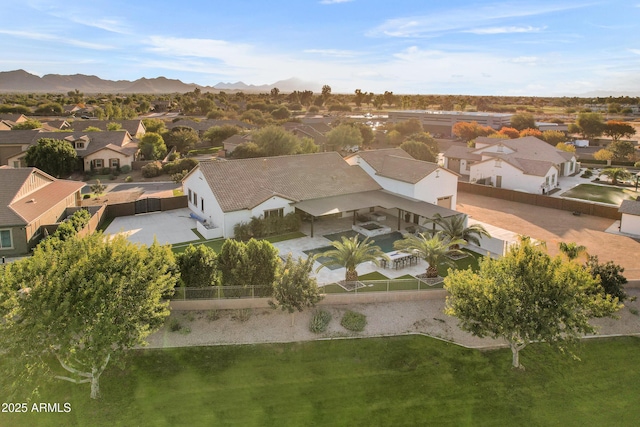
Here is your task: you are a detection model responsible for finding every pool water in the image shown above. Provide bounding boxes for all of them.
[320,231,405,254]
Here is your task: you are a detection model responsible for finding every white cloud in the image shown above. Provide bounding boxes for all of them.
[303,49,359,57]
[368,2,590,37]
[465,26,545,35]
[511,56,541,64]
[0,29,113,50]
[629,49,640,55]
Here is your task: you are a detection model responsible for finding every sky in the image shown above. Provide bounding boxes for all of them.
[2,0,640,96]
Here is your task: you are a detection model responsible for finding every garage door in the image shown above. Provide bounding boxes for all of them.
[437,196,452,209]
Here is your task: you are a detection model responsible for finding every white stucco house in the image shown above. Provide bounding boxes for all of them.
[182,149,461,238]
[619,200,640,236]
[443,136,577,194]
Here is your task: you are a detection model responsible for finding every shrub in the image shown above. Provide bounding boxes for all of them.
[341,311,366,332]
[109,174,117,180]
[310,310,332,333]
[83,194,91,199]
[120,165,131,174]
[125,175,133,182]
[635,161,640,168]
[141,162,162,178]
[581,170,593,178]
[168,318,182,332]
[171,169,189,183]
[232,309,252,322]
[206,310,220,322]
[163,158,198,175]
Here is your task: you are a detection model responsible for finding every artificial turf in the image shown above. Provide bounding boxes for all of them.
[3,336,639,426]
[560,183,639,205]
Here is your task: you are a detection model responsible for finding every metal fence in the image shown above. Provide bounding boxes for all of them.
[171,279,444,301]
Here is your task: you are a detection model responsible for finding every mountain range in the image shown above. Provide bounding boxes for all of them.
[0,70,321,94]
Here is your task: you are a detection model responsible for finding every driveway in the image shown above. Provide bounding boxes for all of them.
[104,208,198,246]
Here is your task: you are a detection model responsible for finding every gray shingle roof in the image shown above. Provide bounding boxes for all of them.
[355,148,440,183]
[0,130,135,157]
[197,152,381,212]
[443,145,482,161]
[619,200,640,215]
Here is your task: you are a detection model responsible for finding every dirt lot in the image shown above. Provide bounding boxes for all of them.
[457,191,640,279]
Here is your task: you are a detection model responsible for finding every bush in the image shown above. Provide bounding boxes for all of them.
[163,158,198,175]
[581,170,593,178]
[109,174,117,180]
[168,318,182,332]
[120,165,131,174]
[83,194,91,199]
[125,175,133,182]
[635,161,640,168]
[341,311,366,332]
[310,310,332,333]
[232,309,252,322]
[171,169,189,183]
[233,212,302,240]
[141,162,162,178]
[206,310,220,322]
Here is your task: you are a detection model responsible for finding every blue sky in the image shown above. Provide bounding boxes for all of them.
[2,0,640,95]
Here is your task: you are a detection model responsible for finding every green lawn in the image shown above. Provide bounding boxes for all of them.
[560,183,640,205]
[4,336,639,426]
[171,231,307,254]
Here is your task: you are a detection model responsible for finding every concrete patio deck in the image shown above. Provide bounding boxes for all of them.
[104,208,199,246]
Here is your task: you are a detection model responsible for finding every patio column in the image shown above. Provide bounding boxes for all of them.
[310,215,314,238]
[397,209,402,230]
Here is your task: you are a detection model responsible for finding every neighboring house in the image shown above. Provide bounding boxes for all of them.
[69,119,146,137]
[282,122,328,148]
[183,149,460,238]
[222,134,252,154]
[43,120,72,130]
[169,119,255,136]
[345,148,459,210]
[0,114,29,125]
[1,130,138,171]
[444,136,577,194]
[0,166,83,256]
[619,200,640,236]
[0,121,12,131]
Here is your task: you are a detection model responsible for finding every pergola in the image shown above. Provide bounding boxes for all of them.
[292,190,460,237]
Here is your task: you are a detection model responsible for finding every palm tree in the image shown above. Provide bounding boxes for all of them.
[427,214,491,250]
[600,168,631,185]
[558,242,587,261]
[393,232,466,278]
[315,236,388,282]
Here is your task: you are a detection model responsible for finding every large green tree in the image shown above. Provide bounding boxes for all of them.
[444,237,621,369]
[604,120,636,142]
[399,140,437,162]
[585,255,629,302]
[269,255,323,325]
[428,214,491,250]
[139,132,167,160]
[600,167,631,185]
[165,127,199,154]
[393,232,464,278]
[316,236,387,282]
[576,112,606,139]
[252,125,300,157]
[510,113,537,131]
[203,125,240,146]
[607,140,636,161]
[176,244,219,287]
[325,124,363,151]
[0,233,177,399]
[24,137,78,177]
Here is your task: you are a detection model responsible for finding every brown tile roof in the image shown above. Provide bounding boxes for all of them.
[196,152,381,212]
[0,167,83,225]
[0,131,134,157]
[619,200,640,215]
[354,148,440,183]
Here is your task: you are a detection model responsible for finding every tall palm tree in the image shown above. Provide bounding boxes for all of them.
[393,232,466,278]
[427,214,491,250]
[315,236,388,282]
[558,242,588,261]
[600,168,631,185]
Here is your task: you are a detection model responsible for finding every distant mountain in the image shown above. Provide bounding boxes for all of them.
[0,69,321,94]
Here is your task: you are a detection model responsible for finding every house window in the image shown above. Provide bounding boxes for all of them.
[188,189,192,202]
[76,142,85,149]
[201,197,204,212]
[546,176,550,185]
[110,159,120,169]
[0,229,12,249]
[193,192,198,205]
[495,159,502,168]
[465,161,470,171]
[93,159,104,168]
[264,208,284,219]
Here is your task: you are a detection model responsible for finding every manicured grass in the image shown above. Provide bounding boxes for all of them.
[5,336,639,426]
[171,232,307,254]
[438,248,483,277]
[560,183,639,205]
[172,189,184,196]
[187,146,222,156]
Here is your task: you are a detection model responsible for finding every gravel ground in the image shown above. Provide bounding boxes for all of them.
[145,289,640,350]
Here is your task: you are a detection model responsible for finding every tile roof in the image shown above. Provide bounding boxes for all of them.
[355,148,440,183]
[442,145,482,161]
[619,200,640,215]
[0,167,83,225]
[69,119,145,136]
[0,130,135,157]
[196,152,381,212]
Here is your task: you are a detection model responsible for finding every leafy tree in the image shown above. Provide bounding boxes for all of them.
[271,106,291,120]
[428,214,491,250]
[165,127,199,154]
[217,239,248,289]
[393,118,423,136]
[240,109,267,126]
[498,127,520,139]
[203,125,240,145]
[576,112,606,139]
[386,129,403,146]
[244,239,280,297]
[297,137,319,154]
[139,132,167,160]
[444,237,620,369]
[252,125,300,157]
[604,120,636,142]
[24,138,78,178]
[585,255,629,302]
[50,209,91,242]
[269,255,323,325]
[558,241,587,261]
[510,113,536,131]
[326,123,363,151]
[556,142,576,153]
[231,142,263,159]
[354,122,375,147]
[321,84,332,103]
[83,126,102,132]
[399,140,437,162]
[593,148,614,162]
[519,128,543,138]
[607,140,636,161]
[316,236,388,282]
[176,244,219,287]
[11,119,42,130]
[107,122,122,131]
[600,168,631,185]
[393,232,465,278]
[542,130,566,145]
[0,233,177,399]
[142,118,167,133]
[91,179,106,196]
[34,102,63,115]
[452,121,495,142]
